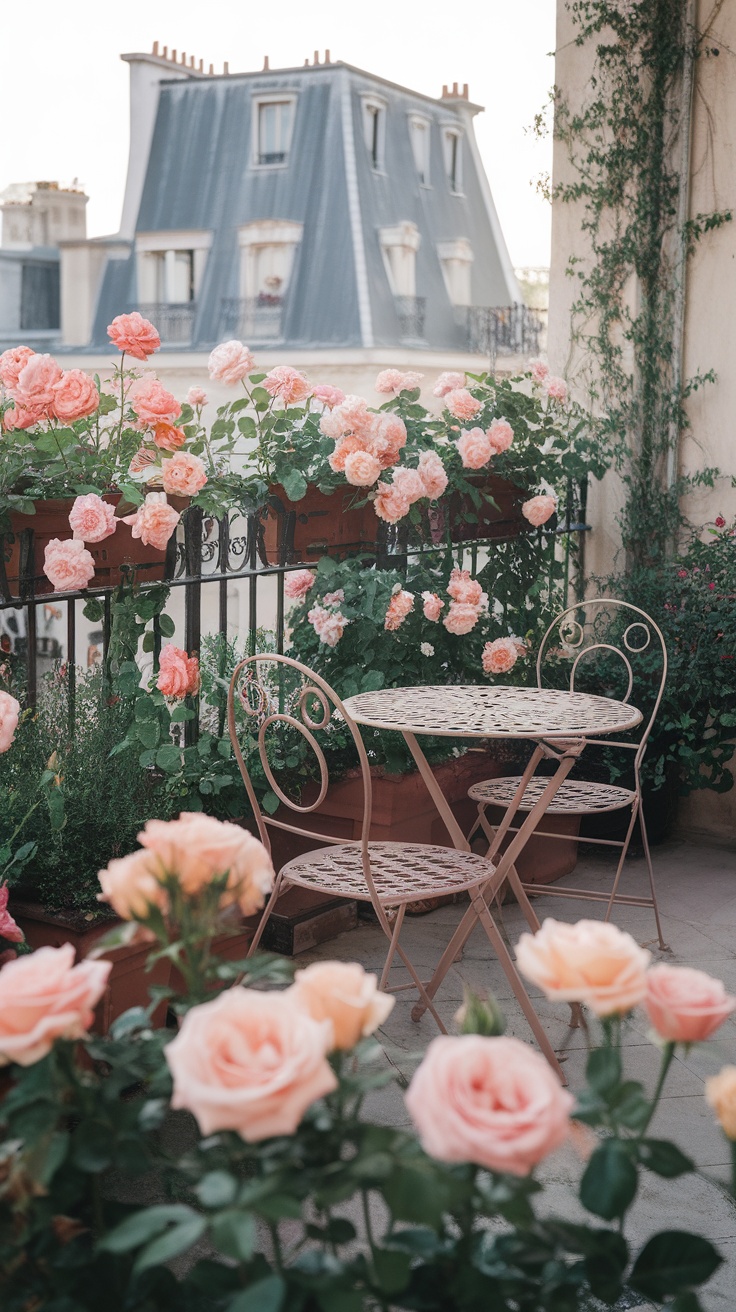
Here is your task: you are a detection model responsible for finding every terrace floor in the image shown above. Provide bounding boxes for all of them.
[295,835,736,1311]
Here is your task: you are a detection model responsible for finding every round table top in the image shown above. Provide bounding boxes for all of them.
[342,684,642,739]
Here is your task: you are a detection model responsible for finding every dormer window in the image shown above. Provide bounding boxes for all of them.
[409,115,431,185]
[442,127,463,194]
[254,96,296,167]
[362,95,387,171]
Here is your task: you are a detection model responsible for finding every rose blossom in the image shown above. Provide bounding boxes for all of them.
[284,569,315,601]
[0,944,111,1068]
[290,961,395,1050]
[208,340,255,385]
[312,384,345,409]
[129,376,180,428]
[522,495,557,528]
[417,450,448,499]
[129,448,158,476]
[0,691,21,753]
[123,493,181,551]
[319,394,374,441]
[97,849,169,920]
[420,642,435,657]
[322,589,345,607]
[2,401,44,431]
[644,965,736,1043]
[392,466,426,505]
[52,369,99,422]
[530,359,549,384]
[107,312,160,360]
[447,568,483,607]
[385,589,414,631]
[344,450,381,487]
[68,494,117,543]
[422,591,444,622]
[186,386,208,408]
[483,637,520,675]
[14,353,63,411]
[0,884,22,944]
[308,604,347,647]
[157,644,200,698]
[43,538,95,592]
[263,365,312,405]
[0,345,34,390]
[706,1067,736,1140]
[487,418,514,454]
[138,812,274,915]
[433,370,466,398]
[545,375,568,402]
[515,918,651,1016]
[166,987,337,1141]
[444,601,480,636]
[375,368,423,395]
[373,482,411,524]
[328,433,370,473]
[406,1034,573,1176]
[153,422,187,452]
[373,413,408,466]
[445,388,482,421]
[457,427,492,469]
[162,452,208,497]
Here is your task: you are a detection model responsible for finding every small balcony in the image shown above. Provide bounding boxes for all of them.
[137,302,196,346]
[394,295,426,343]
[220,294,284,343]
[460,303,545,358]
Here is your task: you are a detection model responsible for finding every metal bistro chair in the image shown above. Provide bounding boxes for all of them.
[467,600,668,949]
[227,654,560,1051]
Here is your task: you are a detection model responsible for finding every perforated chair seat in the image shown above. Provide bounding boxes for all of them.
[281,842,494,905]
[468,776,636,815]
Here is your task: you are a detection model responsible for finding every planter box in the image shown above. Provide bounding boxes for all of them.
[448,474,528,543]
[261,484,376,564]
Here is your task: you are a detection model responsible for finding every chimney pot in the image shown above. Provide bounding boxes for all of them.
[162,45,168,57]
[462,83,468,98]
[263,54,270,69]
[189,55,194,68]
[171,49,177,62]
[313,50,320,64]
[223,61,229,74]
[208,63,214,75]
[181,52,186,64]
[453,81,458,95]
[198,58,203,72]
[325,48,331,63]
[152,40,159,55]
[304,58,309,65]
[442,84,448,97]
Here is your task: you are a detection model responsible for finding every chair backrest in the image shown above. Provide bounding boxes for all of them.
[536,599,668,767]
[227,653,374,860]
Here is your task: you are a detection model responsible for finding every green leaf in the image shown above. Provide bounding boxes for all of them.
[170,704,196,723]
[142,631,156,652]
[137,720,161,750]
[227,1275,285,1312]
[262,789,280,815]
[100,1204,196,1252]
[580,1140,638,1220]
[280,469,308,502]
[586,1046,622,1094]
[210,1210,255,1262]
[629,1231,722,1300]
[373,1247,412,1294]
[134,697,158,722]
[83,598,105,623]
[156,744,182,774]
[133,1215,207,1273]
[638,1139,695,1178]
[158,614,176,638]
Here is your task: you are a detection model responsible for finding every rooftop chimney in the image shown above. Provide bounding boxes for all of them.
[324,49,331,63]
[441,81,470,100]
[263,55,270,69]
[152,40,159,55]
[209,63,214,74]
[313,50,320,65]
[223,61,229,74]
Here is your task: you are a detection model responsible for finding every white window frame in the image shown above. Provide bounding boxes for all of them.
[379,221,421,298]
[442,125,463,195]
[408,113,431,186]
[236,220,304,299]
[135,229,212,304]
[437,238,474,306]
[361,94,388,173]
[251,93,297,170]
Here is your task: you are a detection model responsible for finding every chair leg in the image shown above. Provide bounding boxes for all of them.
[478,806,540,933]
[603,804,639,925]
[639,807,669,951]
[395,940,448,1034]
[379,904,406,991]
[246,870,286,958]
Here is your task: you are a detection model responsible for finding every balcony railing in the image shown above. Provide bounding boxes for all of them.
[220,295,284,343]
[460,304,545,359]
[137,303,196,346]
[394,295,426,342]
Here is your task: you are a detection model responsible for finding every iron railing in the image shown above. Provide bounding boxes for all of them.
[137,303,196,346]
[220,296,284,343]
[394,295,426,341]
[460,304,545,361]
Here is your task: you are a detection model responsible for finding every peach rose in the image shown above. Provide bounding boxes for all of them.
[107,312,160,360]
[522,495,557,528]
[417,450,448,499]
[263,366,312,405]
[308,604,347,647]
[97,849,169,920]
[482,637,519,675]
[68,494,117,544]
[2,401,44,431]
[433,370,465,398]
[0,345,35,390]
[422,591,444,622]
[43,538,95,592]
[375,368,423,395]
[129,448,158,476]
[52,369,99,423]
[166,987,337,1141]
[444,601,480,636]
[0,944,111,1068]
[515,919,651,1016]
[447,568,483,607]
[156,645,190,698]
[153,422,187,452]
[322,589,344,608]
[385,589,414,631]
[644,964,736,1043]
[392,466,426,506]
[406,1034,574,1176]
[445,388,482,421]
[457,427,492,469]
[130,376,180,428]
[312,384,346,409]
[162,452,207,497]
[208,340,255,385]
[706,1067,736,1140]
[186,386,208,408]
[328,433,370,473]
[344,450,381,487]
[284,569,315,601]
[290,961,395,1050]
[0,691,21,754]
[123,493,180,551]
[15,353,63,411]
[487,418,514,454]
[0,884,23,943]
[530,360,549,384]
[374,482,411,524]
[545,375,568,402]
[138,812,274,915]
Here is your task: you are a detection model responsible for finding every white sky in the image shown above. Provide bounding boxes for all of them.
[2,0,555,268]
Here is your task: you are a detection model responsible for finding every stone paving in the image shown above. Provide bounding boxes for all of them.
[294,837,736,1311]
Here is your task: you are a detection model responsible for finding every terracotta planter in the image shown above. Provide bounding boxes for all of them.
[10,900,171,1031]
[448,474,528,543]
[261,484,376,564]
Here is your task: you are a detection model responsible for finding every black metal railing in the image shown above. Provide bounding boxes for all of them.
[461,304,544,360]
[394,295,426,341]
[137,303,197,346]
[220,296,284,343]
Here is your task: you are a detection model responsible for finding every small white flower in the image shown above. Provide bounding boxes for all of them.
[420,642,435,657]
[391,582,403,595]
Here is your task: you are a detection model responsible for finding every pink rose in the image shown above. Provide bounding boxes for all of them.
[153,422,187,452]
[52,370,99,423]
[447,568,483,607]
[312,384,345,409]
[162,452,208,497]
[391,466,426,505]
[68,494,117,544]
[706,1067,736,1140]
[138,812,274,915]
[373,482,411,524]
[97,850,169,921]
[457,426,492,470]
[43,538,95,592]
[322,589,345,607]
[443,601,480,636]
[406,1034,573,1176]
[0,943,111,1068]
[308,604,347,647]
[522,495,557,528]
[290,961,394,1049]
[644,965,736,1043]
[483,637,519,675]
[422,591,444,622]
[129,448,159,475]
[445,388,482,421]
[107,312,160,360]
[129,376,180,428]
[263,365,312,405]
[208,340,255,385]
[530,359,549,384]
[373,413,408,466]
[0,691,21,753]
[123,493,180,551]
[15,353,63,411]
[344,450,381,487]
[515,918,651,1016]
[284,569,315,601]
[375,368,423,395]
[417,450,448,500]
[157,644,200,698]
[487,418,513,454]
[0,345,35,390]
[0,884,23,943]
[328,434,371,473]
[385,589,414,631]
[186,386,208,408]
[166,987,337,1141]
[545,375,568,402]
[433,370,465,398]
[2,401,44,431]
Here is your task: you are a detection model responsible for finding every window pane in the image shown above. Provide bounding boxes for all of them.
[258,101,292,163]
[171,251,194,302]
[410,120,429,183]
